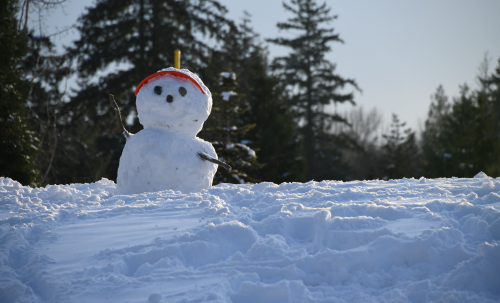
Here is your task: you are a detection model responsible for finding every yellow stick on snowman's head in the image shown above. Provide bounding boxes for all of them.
[174,50,181,69]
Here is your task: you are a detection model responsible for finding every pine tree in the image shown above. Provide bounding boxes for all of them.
[243,49,305,183]
[422,84,499,178]
[57,0,235,183]
[491,59,500,129]
[421,58,500,178]
[445,85,497,177]
[267,0,360,181]
[0,0,40,185]
[382,114,420,179]
[482,57,500,175]
[201,14,305,183]
[201,72,260,184]
[421,85,452,177]
[227,15,305,182]
[22,33,70,185]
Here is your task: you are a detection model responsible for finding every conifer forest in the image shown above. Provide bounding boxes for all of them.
[2,0,500,186]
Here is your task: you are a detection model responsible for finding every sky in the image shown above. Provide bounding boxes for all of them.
[29,0,500,131]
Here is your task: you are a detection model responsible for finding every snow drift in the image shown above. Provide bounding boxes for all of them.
[1,174,500,302]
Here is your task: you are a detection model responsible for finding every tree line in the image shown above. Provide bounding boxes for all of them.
[2,0,500,187]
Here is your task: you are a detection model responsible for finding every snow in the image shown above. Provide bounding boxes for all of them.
[1,175,500,302]
[221,91,238,101]
[220,72,236,81]
[117,129,217,195]
[226,143,256,158]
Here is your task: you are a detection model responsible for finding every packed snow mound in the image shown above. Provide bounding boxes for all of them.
[117,129,217,195]
[1,176,500,302]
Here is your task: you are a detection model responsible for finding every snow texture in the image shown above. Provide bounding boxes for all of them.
[117,68,217,195]
[1,175,500,302]
[221,91,237,101]
[226,143,256,158]
[220,72,236,81]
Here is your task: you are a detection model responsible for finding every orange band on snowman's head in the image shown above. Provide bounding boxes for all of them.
[135,70,206,96]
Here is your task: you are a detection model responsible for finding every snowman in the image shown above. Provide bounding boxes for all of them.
[114,68,229,195]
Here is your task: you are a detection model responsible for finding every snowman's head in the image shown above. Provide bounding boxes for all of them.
[135,68,212,135]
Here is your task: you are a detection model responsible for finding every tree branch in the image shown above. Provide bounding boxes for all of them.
[109,94,131,139]
[197,152,231,171]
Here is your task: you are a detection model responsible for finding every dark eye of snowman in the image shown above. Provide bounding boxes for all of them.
[154,86,162,95]
[179,87,187,97]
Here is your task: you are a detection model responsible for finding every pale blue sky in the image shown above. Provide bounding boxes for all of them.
[30,0,500,132]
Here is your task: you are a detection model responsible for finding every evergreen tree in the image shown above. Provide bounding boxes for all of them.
[421,85,452,177]
[57,0,235,183]
[201,14,305,183]
[201,72,260,184]
[22,33,70,185]
[0,0,40,185]
[482,57,500,173]
[382,114,420,179]
[422,82,499,178]
[243,49,305,183]
[267,0,360,181]
[444,85,497,177]
[421,58,500,178]
[491,59,500,128]
[490,59,500,175]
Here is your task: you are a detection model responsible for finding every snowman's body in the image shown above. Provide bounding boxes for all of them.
[117,68,217,194]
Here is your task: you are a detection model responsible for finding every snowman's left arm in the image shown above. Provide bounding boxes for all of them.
[197,153,231,171]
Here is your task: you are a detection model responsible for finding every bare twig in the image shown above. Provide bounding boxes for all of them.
[109,94,131,139]
[197,153,231,171]
[19,0,27,31]
[23,0,30,32]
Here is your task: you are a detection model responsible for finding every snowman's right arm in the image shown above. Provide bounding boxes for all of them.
[109,94,131,139]
[197,153,231,171]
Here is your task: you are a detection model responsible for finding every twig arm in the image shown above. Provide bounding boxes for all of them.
[109,94,131,139]
[197,153,232,171]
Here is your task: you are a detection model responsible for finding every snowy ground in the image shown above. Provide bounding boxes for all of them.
[1,174,500,303]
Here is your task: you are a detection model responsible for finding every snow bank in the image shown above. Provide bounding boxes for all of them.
[1,176,499,302]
